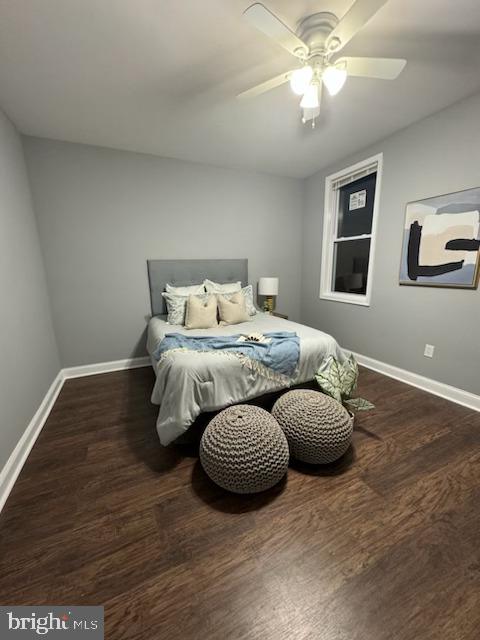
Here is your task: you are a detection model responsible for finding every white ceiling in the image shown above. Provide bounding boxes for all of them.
[1,0,480,178]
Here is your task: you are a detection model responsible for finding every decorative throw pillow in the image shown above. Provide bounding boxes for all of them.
[204,279,242,294]
[217,292,250,325]
[223,285,256,316]
[165,282,205,295]
[162,292,209,325]
[185,294,218,329]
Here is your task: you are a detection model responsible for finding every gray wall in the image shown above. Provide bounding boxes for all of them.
[302,91,480,395]
[0,110,60,470]
[24,138,303,367]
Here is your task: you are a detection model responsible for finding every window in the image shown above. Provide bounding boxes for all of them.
[319,153,383,306]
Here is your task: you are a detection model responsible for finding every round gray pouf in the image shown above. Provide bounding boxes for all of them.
[272,390,353,464]
[200,405,289,494]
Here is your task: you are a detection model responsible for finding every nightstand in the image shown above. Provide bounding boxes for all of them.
[271,311,288,320]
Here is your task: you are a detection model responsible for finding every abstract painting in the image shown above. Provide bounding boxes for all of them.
[399,186,480,288]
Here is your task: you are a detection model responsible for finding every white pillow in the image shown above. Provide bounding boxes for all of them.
[222,285,256,316]
[204,279,242,294]
[162,292,210,325]
[185,294,218,329]
[165,282,205,295]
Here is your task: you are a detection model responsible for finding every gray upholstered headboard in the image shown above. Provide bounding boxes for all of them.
[147,259,248,316]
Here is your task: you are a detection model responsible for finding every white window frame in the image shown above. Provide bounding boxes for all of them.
[319,152,383,307]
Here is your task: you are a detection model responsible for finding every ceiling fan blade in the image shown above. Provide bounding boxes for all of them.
[244,3,308,58]
[339,56,407,79]
[326,0,389,52]
[237,71,291,99]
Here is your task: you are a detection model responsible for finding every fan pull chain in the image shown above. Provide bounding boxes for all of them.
[301,116,316,129]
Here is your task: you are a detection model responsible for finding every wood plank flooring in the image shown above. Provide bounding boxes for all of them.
[0,366,479,639]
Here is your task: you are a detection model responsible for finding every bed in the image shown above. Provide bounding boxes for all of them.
[146,259,346,445]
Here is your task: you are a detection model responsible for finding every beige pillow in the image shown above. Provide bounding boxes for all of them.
[185,294,218,329]
[217,292,250,325]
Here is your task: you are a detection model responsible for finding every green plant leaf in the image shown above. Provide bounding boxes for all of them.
[315,356,342,401]
[346,355,359,396]
[316,357,344,402]
[344,397,375,412]
[315,372,342,402]
[328,358,342,388]
[316,354,360,402]
[341,356,357,397]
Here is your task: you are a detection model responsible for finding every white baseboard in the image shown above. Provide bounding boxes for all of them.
[62,356,150,379]
[351,351,480,412]
[0,356,150,515]
[0,370,65,513]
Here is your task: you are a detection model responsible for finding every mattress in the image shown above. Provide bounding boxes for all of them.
[147,312,346,445]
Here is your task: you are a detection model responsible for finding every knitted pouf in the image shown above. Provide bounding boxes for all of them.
[272,390,353,464]
[200,405,289,494]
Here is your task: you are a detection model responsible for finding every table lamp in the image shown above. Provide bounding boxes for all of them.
[258,277,279,312]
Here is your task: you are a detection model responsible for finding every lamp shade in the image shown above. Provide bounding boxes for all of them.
[322,65,347,96]
[300,83,319,109]
[290,65,313,95]
[258,277,279,296]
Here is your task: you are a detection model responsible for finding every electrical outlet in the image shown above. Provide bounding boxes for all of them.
[424,344,435,358]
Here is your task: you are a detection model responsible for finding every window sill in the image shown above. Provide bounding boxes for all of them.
[319,292,370,307]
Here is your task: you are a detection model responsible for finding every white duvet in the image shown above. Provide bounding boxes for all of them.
[146,313,346,445]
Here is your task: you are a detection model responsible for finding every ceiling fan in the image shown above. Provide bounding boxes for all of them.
[239,0,406,128]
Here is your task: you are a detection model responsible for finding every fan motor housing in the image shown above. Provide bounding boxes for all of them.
[297,12,339,57]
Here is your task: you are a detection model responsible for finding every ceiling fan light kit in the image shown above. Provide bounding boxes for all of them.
[289,65,313,95]
[300,83,320,109]
[322,64,348,96]
[241,1,407,129]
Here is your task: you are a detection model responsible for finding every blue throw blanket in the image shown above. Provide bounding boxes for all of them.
[153,331,300,378]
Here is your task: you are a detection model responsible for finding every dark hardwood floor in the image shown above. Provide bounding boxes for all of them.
[0,366,479,639]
